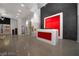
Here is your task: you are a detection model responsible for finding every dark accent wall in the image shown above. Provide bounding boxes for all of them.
[41,3,77,41]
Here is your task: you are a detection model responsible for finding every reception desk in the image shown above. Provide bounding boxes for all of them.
[36,29,58,45]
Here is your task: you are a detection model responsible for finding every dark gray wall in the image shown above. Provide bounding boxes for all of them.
[41,3,77,41]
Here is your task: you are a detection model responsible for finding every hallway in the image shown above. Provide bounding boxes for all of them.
[0,3,79,56]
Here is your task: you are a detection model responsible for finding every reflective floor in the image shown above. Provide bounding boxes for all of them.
[0,34,79,56]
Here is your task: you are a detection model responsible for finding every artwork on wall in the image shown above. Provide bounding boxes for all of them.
[3,24,11,34]
[44,12,63,39]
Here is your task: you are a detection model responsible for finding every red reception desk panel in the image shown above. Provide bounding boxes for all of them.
[37,29,58,45]
[37,32,51,41]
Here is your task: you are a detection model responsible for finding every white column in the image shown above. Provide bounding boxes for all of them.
[17,19,22,35]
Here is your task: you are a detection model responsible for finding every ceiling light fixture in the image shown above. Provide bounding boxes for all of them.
[16,16,18,17]
[18,9,22,12]
[1,13,7,16]
[17,13,20,15]
[21,4,25,7]
[26,20,28,26]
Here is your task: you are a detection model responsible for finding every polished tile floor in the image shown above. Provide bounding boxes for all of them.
[0,35,79,56]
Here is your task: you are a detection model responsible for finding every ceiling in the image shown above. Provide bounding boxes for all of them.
[0,3,46,20]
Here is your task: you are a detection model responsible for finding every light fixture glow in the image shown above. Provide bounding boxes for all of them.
[26,20,28,26]
[17,13,20,15]
[1,13,7,16]
[16,16,18,17]
[18,9,22,12]
[21,4,25,7]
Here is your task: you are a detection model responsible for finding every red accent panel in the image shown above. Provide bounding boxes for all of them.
[37,32,51,41]
[45,15,60,36]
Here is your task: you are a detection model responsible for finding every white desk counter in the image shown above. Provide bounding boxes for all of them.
[36,29,58,45]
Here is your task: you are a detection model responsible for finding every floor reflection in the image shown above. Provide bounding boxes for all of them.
[0,34,79,56]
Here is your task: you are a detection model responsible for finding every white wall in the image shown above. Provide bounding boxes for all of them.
[30,4,46,30]
[31,9,40,29]
[30,5,41,36]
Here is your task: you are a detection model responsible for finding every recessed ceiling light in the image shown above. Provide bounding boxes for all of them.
[1,13,7,16]
[21,4,25,7]
[18,10,22,12]
[17,13,20,15]
[26,20,28,26]
[16,16,18,17]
